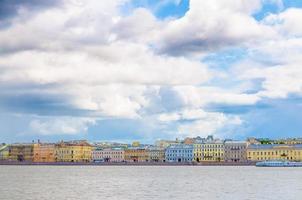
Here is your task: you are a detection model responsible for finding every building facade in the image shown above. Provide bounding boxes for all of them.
[124,147,149,162]
[55,140,92,162]
[92,148,124,162]
[148,147,165,162]
[165,144,193,162]
[224,141,247,162]
[33,143,55,162]
[194,141,224,162]
[247,144,302,161]
[0,144,9,160]
[9,144,35,162]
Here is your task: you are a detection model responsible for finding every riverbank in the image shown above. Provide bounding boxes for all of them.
[0,161,257,166]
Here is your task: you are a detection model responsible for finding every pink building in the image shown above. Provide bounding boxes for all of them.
[92,148,124,162]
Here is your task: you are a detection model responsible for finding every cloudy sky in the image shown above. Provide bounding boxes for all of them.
[0,0,302,143]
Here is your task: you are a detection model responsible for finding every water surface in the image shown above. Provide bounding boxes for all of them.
[0,166,301,200]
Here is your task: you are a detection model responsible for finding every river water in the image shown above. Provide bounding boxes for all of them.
[0,166,301,200]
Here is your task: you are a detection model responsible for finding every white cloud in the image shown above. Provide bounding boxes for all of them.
[29,117,96,135]
[263,8,302,37]
[113,8,161,43]
[157,108,243,138]
[239,64,302,98]
[1,0,301,139]
[225,8,302,100]
[158,109,209,123]
[155,0,276,55]
[0,0,210,122]
[173,86,260,108]
[158,112,180,122]
[177,114,242,138]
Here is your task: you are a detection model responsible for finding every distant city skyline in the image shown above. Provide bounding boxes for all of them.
[0,0,302,143]
[2,136,302,164]
[2,135,302,145]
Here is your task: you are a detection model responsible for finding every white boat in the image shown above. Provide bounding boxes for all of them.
[256,160,302,167]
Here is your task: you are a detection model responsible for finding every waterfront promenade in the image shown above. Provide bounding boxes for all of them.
[0,160,257,166]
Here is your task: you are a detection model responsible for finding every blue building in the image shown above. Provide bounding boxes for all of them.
[165,144,194,162]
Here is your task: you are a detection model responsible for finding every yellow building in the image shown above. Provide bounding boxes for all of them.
[247,144,302,161]
[194,141,224,162]
[33,143,55,163]
[193,143,203,162]
[9,144,35,162]
[0,144,9,160]
[124,147,149,162]
[132,141,141,147]
[55,140,92,162]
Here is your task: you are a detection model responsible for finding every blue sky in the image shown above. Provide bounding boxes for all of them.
[0,0,302,143]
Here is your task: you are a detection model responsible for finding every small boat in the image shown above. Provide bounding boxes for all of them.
[256,160,302,167]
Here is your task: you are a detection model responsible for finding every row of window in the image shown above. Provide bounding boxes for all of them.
[195,144,224,148]
[93,152,124,154]
[166,154,193,157]
[167,158,193,161]
[225,146,246,150]
[93,156,124,158]
[194,153,224,156]
[248,151,301,156]
[195,149,224,152]
[56,150,90,154]
[167,150,193,153]
[57,156,90,159]
[225,153,246,157]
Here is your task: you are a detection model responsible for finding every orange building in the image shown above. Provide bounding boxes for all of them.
[33,143,55,162]
[124,147,149,162]
[183,137,195,144]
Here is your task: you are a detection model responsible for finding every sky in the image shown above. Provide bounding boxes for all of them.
[0,0,302,143]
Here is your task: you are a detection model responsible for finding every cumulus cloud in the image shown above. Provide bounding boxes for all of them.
[238,63,302,99]
[233,9,302,99]
[173,86,260,108]
[0,0,301,138]
[155,0,276,55]
[29,117,96,135]
[263,8,302,37]
[158,108,243,138]
[0,0,209,124]
[0,0,61,21]
[177,114,242,138]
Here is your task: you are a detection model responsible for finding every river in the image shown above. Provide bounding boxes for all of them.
[0,166,301,200]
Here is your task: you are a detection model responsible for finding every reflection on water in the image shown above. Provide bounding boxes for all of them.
[0,166,301,200]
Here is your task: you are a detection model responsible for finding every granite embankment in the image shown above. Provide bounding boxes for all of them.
[0,161,257,166]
